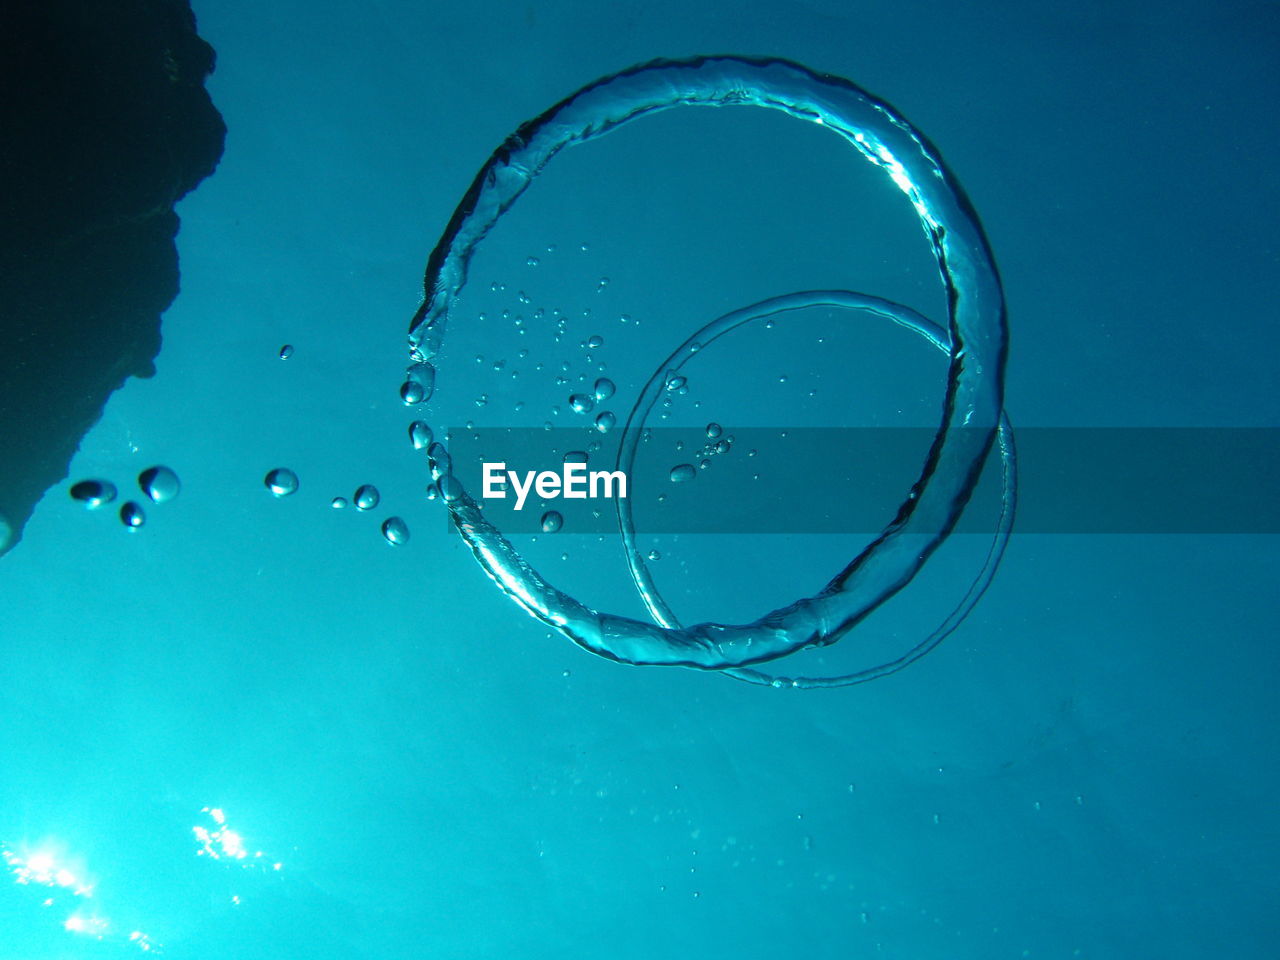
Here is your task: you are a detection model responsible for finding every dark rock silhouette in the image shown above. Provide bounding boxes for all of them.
[0,0,225,555]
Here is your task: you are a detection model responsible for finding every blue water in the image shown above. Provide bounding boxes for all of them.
[2,1,1277,957]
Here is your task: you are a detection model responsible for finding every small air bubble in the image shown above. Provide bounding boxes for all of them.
[139,466,180,504]
[70,479,116,509]
[409,421,433,450]
[381,516,410,545]
[120,501,145,528]
[264,468,299,498]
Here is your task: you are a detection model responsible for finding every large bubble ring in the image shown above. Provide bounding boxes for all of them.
[409,55,1011,677]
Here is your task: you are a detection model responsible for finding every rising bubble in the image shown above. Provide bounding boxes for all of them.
[594,411,616,433]
[409,421,433,449]
[139,466,180,504]
[569,393,595,414]
[400,361,435,405]
[265,468,299,497]
[593,377,615,401]
[70,479,117,509]
[438,475,464,503]
[669,464,697,483]
[354,485,380,511]
[279,344,294,360]
[541,511,564,533]
[381,517,410,545]
[120,501,145,528]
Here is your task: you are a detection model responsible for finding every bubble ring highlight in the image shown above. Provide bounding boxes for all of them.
[410,55,1008,671]
[615,290,1016,687]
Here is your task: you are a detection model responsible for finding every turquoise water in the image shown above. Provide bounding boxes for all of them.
[2,1,1277,957]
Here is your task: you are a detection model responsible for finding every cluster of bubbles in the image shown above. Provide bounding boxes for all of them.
[263,466,410,547]
[401,242,639,539]
[70,465,180,530]
[72,342,413,549]
[667,420,737,482]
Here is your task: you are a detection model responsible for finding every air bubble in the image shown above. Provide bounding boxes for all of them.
[648,549,661,561]
[541,511,564,533]
[409,421,433,450]
[120,501,145,528]
[139,466,180,504]
[401,361,435,405]
[705,423,723,440]
[354,484,380,510]
[594,411,616,433]
[587,334,604,349]
[381,517,410,545]
[526,256,540,267]
[331,497,348,509]
[265,468,299,497]
[70,479,116,509]
[438,475,464,502]
[278,344,294,360]
[569,393,595,414]
[665,375,686,391]
[563,451,589,464]
[669,464,697,482]
[593,377,615,401]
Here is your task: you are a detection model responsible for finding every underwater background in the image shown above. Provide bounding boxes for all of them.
[2,1,1277,957]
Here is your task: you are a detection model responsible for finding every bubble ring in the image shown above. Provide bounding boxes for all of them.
[615,291,1016,687]
[411,55,1008,671]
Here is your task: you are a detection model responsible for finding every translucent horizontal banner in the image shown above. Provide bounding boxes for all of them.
[438,427,1280,534]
